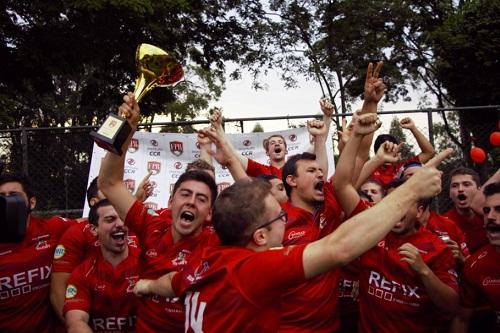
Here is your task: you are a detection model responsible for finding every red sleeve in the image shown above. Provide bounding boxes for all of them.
[47,216,79,240]
[234,244,307,305]
[429,243,459,292]
[246,158,267,177]
[125,200,170,243]
[62,264,91,315]
[346,198,372,219]
[460,260,481,308]
[53,223,91,273]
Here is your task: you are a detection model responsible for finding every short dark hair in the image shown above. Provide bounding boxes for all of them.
[484,182,500,197]
[0,173,35,199]
[282,152,316,197]
[448,167,480,187]
[386,177,406,191]
[86,177,99,205]
[263,134,287,152]
[186,159,215,174]
[213,179,271,246]
[88,199,112,226]
[256,174,279,182]
[374,134,399,154]
[172,170,218,205]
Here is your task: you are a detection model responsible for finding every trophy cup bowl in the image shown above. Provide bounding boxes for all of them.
[90,44,184,155]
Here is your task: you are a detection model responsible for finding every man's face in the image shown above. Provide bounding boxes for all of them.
[0,181,33,209]
[449,174,479,210]
[169,180,212,240]
[391,203,418,235]
[360,182,384,203]
[269,178,288,204]
[260,194,286,248]
[288,159,324,204]
[483,193,500,247]
[266,136,287,162]
[96,205,128,254]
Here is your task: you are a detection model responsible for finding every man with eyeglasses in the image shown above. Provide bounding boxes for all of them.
[132,142,451,333]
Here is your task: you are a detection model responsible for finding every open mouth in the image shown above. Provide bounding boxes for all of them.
[111,230,126,242]
[274,147,282,154]
[485,223,500,234]
[457,194,467,201]
[314,181,324,192]
[180,211,195,222]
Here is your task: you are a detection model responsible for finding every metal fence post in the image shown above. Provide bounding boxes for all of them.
[426,109,434,148]
[21,128,29,175]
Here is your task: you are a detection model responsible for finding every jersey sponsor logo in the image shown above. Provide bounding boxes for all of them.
[54,245,66,259]
[92,316,136,331]
[0,265,52,300]
[169,141,184,156]
[172,249,190,266]
[35,239,51,251]
[65,284,77,298]
[128,138,139,153]
[368,270,420,304]
[146,249,158,258]
[483,277,500,286]
[185,292,206,333]
[288,230,306,240]
[145,202,159,212]
[126,276,138,293]
[94,284,106,292]
[187,261,210,283]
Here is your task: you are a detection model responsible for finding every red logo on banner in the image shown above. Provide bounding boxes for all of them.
[147,161,161,175]
[217,182,231,193]
[289,134,297,142]
[144,202,158,210]
[174,161,183,170]
[124,179,136,193]
[243,139,251,147]
[128,138,139,153]
[170,141,184,156]
[127,158,135,166]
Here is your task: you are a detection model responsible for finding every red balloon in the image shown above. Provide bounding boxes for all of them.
[470,147,486,163]
[490,132,500,146]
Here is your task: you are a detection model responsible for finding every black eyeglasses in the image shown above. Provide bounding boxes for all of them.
[255,209,288,230]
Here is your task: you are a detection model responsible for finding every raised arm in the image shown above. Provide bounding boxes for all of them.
[307,119,330,177]
[210,108,249,171]
[304,148,453,278]
[333,113,381,216]
[400,117,435,163]
[197,127,214,167]
[198,127,249,182]
[98,92,140,221]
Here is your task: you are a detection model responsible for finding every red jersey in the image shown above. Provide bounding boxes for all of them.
[425,210,470,258]
[280,182,344,332]
[246,158,282,178]
[125,200,219,333]
[461,244,500,330]
[0,215,75,333]
[371,155,420,187]
[53,220,139,273]
[358,228,458,333]
[171,244,307,333]
[443,208,488,254]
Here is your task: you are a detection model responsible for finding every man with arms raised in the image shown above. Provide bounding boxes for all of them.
[63,199,139,333]
[98,93,219,332]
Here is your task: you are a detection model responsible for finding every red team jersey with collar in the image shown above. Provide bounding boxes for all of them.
[371,155,420,187]
[425,210,470,258]
[358,228,458,333]
[125,200,219,333]
[171,244,308,333]
[0,215,75,333]
[63,246,140,333]
[53,219,139,273]
[443,208,488,254]
[461,244,500,331]
[246,158,282,178]
[280,182,344,332]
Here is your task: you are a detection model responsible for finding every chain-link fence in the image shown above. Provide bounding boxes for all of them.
[0,106,498,218]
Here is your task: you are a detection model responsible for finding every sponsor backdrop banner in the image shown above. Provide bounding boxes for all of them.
[84,127,335,216]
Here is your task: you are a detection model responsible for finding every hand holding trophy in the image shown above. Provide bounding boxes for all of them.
[90,44,184,155]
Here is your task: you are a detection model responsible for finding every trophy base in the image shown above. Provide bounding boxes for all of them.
[90,113,132,156]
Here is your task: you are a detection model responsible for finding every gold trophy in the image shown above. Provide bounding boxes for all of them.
[90,44,184,155]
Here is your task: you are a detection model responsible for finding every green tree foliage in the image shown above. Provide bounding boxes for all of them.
[252,122,264,132]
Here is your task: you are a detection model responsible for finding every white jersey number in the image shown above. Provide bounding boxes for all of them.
[185,291,206,333]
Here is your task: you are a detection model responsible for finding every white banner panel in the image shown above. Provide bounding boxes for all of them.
[84,127,335,216]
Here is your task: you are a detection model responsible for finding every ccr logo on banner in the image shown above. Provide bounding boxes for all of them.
[83,127,334,216]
